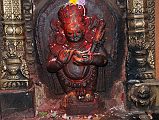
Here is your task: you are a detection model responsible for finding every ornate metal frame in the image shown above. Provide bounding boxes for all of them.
[127,0,155,81]
[0,0,37,90]
[126,0,158,110]
[0,0,35,118]
[0,0,30,90]
[0,0,157,113]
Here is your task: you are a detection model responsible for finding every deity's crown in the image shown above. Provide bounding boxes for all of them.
[58,4,86,24]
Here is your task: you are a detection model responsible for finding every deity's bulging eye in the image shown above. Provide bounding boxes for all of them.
[67,32,73,36]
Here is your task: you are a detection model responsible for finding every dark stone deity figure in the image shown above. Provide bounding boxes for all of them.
[35,0,124,115]
[47,4,107,102]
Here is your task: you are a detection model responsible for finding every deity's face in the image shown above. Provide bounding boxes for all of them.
[64,23,84,42]
[58,4,86,42]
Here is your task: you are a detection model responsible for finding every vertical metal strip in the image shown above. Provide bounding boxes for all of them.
[23,0,38,82]
[147,0,155,72]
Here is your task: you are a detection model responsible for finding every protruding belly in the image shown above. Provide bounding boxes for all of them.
[63,61,89,80]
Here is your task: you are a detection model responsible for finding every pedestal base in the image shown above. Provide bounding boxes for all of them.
[65,99,99,115]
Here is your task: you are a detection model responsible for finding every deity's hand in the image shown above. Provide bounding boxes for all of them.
[58,49,74,64]
[73,50,93,65]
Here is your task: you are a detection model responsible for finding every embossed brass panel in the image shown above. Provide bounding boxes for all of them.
[0,0,30,90]
[127,0,155,80]
[127,0,156,109]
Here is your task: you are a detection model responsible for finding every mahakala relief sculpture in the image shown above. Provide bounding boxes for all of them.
[1,0,157,119]
[47,4,107,102]
[35,0,123,115]
[46,3,108,114]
